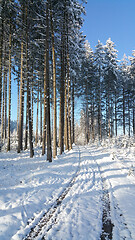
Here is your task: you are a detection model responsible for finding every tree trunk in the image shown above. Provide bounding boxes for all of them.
[115,95,117,137]
[98,68,102,140]
[35,84,39,146]
[0,4,3,151]
[18,7,25,153]
[26,4,34,157]
[72,77,75,144]
[64,77,68,150]
[133,98,135,136]
[86,100,89,144]
[92,101,95,142]
[108,104,111,138]
[42,51,47,156]
[31,74,34,136]
[17,78,20,142]
[59,29,65,154]
[1,65,5,140]
[46,0,52,162]
[7,30,12,152]
[123,87,125,135]
[40,84,42,145]
[4,71,7,140]
[24,24,29,151]
[67,61,72,150]
[128,97,130,137]
[50,3,57,158]
[27,80,34,157]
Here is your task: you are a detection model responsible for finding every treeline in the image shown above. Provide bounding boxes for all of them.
[81,39,135,143]
[0,1,134,158]
[0,0,87,159]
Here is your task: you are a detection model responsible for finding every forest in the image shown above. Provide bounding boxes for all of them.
[0,0,135,161]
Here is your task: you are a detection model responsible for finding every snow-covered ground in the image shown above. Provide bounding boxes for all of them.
[0,137,135,240]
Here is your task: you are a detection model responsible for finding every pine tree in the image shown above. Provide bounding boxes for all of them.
[94,40,105,140]
[103,38,119,137]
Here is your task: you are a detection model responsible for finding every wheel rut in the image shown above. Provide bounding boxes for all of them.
[100,180,114,240]
[24,149,81,240]
[85,147,114,239]
[87,146,132,240]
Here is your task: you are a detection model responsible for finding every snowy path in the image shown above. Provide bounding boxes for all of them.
[36,146,103,240]
[87,145,135,240]
[0,144,135,239]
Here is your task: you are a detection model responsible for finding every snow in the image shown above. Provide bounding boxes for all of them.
[0,137,135,240]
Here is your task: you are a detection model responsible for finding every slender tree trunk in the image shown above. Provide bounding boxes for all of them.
[99,69,102,140]
[98,102,100,140]
[35,85,39,146]
[66,12,72,150]
[105,98,108,136]
[18,7,24,153]
[4,71,7,140]
[86,101,89,144]
[67,78,72,150]
[123,87,125,135]
[115,95,117,137]
[59,29,65,154]
[108,104,111,138]
[7,29,12,152]
[128,97,130,137]
[92,101,95,141]
[46,0,52,162]
[0,5,3,151]
[31,73,34,135]
[64,77,68,150]
[133,98,135,136]
[26,4,34,157]
[27,80,34,157]
[1,65,5,140]
[24,26,29,151]
[17,79,20,140]
[42,51,47,155]
[40,84,42,144]
[24,95,28,150]
[72,77,75,144]
[50,3,57,158]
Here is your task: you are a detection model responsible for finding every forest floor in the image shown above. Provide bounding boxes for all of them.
[0,137,135,240]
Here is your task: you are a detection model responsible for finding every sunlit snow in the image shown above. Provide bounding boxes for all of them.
[0,137,135,240]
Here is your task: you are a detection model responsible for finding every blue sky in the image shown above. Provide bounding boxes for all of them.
[82,0,135,60]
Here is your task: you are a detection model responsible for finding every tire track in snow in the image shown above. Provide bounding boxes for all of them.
[85,146,114,240]
[87,146,132,240]
[43,146,100,240]
[23,147,81,240]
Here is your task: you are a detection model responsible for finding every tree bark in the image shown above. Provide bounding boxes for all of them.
[59,28,65,154]
[128,97,130,137]
[0,2,3,151]
[64,77,68,150]
[35,84,39,146]
[67,55,72,150]
[4,71,7,140]
[40,83,42,144]
[17,77,20,142]
[42,51,47,156]
[24,19,29,151]
[46,0,52,162]
[50,3,57,158]
[123,87,125,135]
[27,80,34,157]
[18,5,25,153]
[1,65,5,140]
[72,77,75,144]
[7,29,12,152]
